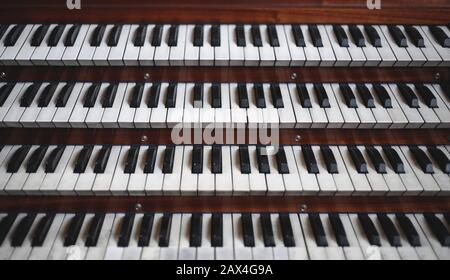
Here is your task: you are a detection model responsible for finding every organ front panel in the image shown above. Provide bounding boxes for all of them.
[0,0,448,261]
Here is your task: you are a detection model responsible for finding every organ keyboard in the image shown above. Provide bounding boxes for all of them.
[0,0,449,261]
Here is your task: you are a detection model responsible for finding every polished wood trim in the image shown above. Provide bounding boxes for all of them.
[0,128,448,145]
[0,196,448,213]
[0,67,447,83]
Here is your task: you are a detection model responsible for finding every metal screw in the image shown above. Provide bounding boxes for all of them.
[141,135,148,142]
[294,135,302,142]
[290,72,298,80]
[135,203,143,212]
[144,73,150,81]
[435,72,440,81]
[299,204,308,212]
[0,72,5,79]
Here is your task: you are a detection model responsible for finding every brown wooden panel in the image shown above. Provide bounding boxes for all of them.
[0,128,448,145]
[0,67,447,83]
[0,196,448,213]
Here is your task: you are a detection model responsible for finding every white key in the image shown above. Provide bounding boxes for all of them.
[183,83,200,128]
[149,83,169,128]
[232,214,252,260]
[62,24,89,66]
[52,83,83,128]
[307,83,328,128]
[127,147,148,196]
[4,145,40,195]
[0,83,24,127]
[248,146,267,195]
[77,25,98,66]
[284,25,306,66]
[47,214,79,260]
[342,25,366,67]
[141,213,162,260]
[159,214,182,260]
[412,25,442,66]
[281,146,302,195]
[108,25,130,66]
[324,83,344,128]
[299,214,328,260]
[243,25,259,66]
[118,83,138,128]
[252,214,274,260]
[317,25,336,66]
[288,214,309,260]
[229,83,247,127]
[301,25,321,66]
[0,26,15,65]
[91,146,121,196]
[325,25,351,67]
[0,213,27,260]
[9,214,45,260]
[65,214,93,260]
[396,25,426,67]
[178,214,196,260]
[387,214,420,260]
[123,25,142,66]
[138,25,157,66]
[348,214,382,260]
[379,25,411,66]
[199,83,214,127]
[109,146,132,196]
[340,214,365,260]
[92,25,114,66]
[145,146,164,195]
[47,25,73,66]
[338,146,372,195]
[351,84,377,128]
[101,83,127,128]
[388,84,424,128]
[215,146,233,196]
[169,25,187,66]
[414,214,450,260]
[421,25,450,67]
[56,146,84,195]
[28,214,65,260]
[373,145,407,196]
[405,214,438,260]
[162,146,183,195]
[247,84,264,128]
[270,214,289,260]
[214,84,231,127]
[15,24,41,66]
[359,145,389,195]
[321,214,347,260]
[22,145,56,195]
[153,25,171,66]
[39,146,75,196]
[312,145,337,195]
[262,84,279,127]
[198,146,215,195]
[265,146,285,195]
[288,84,312,128]
[358,24,382,66]
[104,214,125,260]
[84,214,115,260]
[214,25,230,66]
[133,83,152,128]
[180,146,197,195]
[1,25,33,66]
[426,84,450,128]
[85,83,110,128]
[330,146,355,195]
[388,146,423,195]
[272,25,291,66]
[370,214,401,260]
[228,25,245,66]
[375,84,408,128]
[122,214,143,260]
[184,25,199,66]
[292,146,319,195]
[3,82,33,127]
[199,25,215,66]
[362,84,392,128]
[197,213,214,260]
[258,25,276,67]
[331,83,360,128]
[19,82,50,128]
[0,146,14,194]
[215,214,234,260]
[35,83,64,127]
[410,84,440,128]
[68,83,93,128]
[426,146,450,195]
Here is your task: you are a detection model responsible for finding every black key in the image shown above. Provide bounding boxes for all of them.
[302,145,319,174]
[241,214,255,247]
[254,83,266,108]
[4,24,25,46]
[124,146,140,174]
[192,145,203,174]
[151,25,163,47]
[26,146,48,173]
[364,25,382,47]
[388,25,407,47]
[55,83,75,107]
[11,214,37,247]
[415,84,437,108]
[83,83,101,108]
[147,83,161,108]
[256,146,270,174]
[373,84,392,108]
[211,83,221,108]
[377,213,401,247]
[74,145,94,173]
[276,147,289,174]
[64,24,81,47]
[90,24,106,47]
[358,213,381,246]
[356,84,375,108]
[267,25,279,47]
[94,145,111,173]
[210,24,221,47]
[409,146,433,173]
[340,84,357,108]
[236,25,246,47]
[165,83,177,108]
[133,25,147,47]
[396,213,420,247]
[190,213,203,247]
[237,83,249,108]
[423,213,450,246]
[7,145,31,173]
[427,146,449,174]
[64,213,85,247]
[168,25,179,47]
[0,24,8,41]
[404,25,424,47]
[348,145,368,173]
[38,83,58,107]
[329,213,349,247]
[314,83,330,108]
[366,146,386,173]
[308,25,323,47]
[107,25,123,47]
[211,145,222,174]
[397,83,419,108]
[279,213,295,247]
[85,213,105,247]
[159,213,172,247]
[308,213,328,247]
[211,213,223,247]
[118,213,135,247]
[193,25,204,47]
[251,25,262,47]
[291,25,305,47]
[0,83,15,107]
[270,83,284,108]
[162,145,175,173]
[130,83,144,108]
[0,214,18,246]
[333,25,349,47]
[320,145,338,173]
[47,24,65,47]
[20,83,41,107]
[138,213,154,247]
[32,214,55,247]
[193,83,203,108]
[383,146,405,173]
[296,83,311,108]
[260,213,275,247]
[349,25,365,47]
[239,146,251,174]
[143,146,158,174]
[101,83,118,108]
[45,146,65,173]
[429,26,450,48]
[31,24,50,47]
